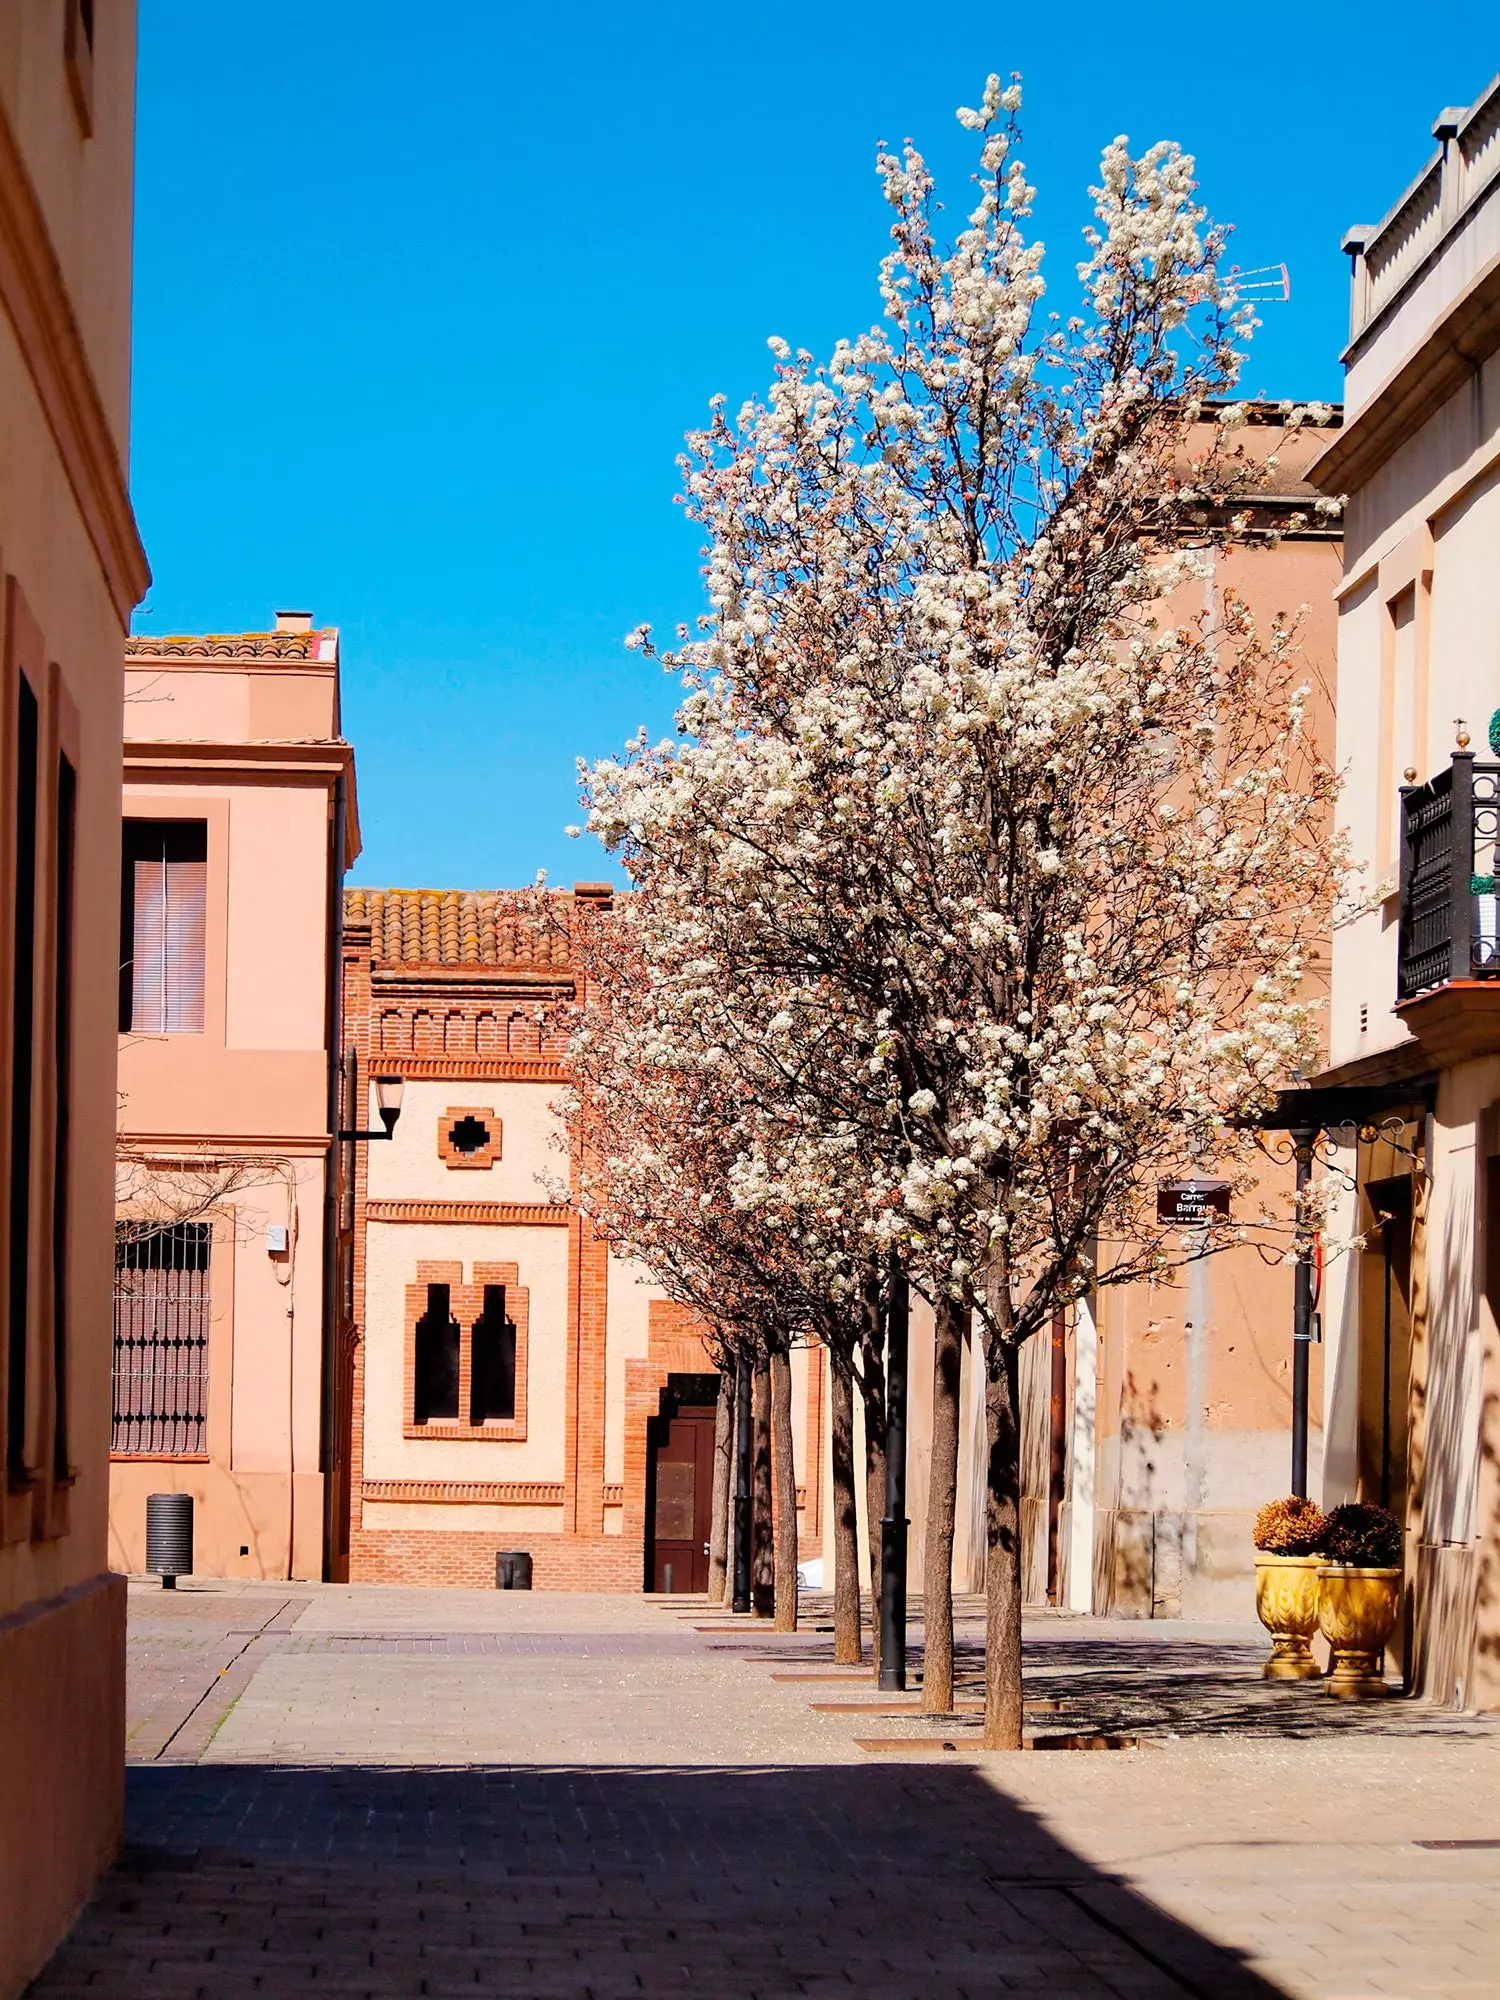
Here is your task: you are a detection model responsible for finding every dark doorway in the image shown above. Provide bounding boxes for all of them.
[646,1377,719,1593]
[1357,1175,1413,1521]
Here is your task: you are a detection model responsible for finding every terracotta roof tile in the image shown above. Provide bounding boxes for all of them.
[126,631,336,661]
[343,887,588,968]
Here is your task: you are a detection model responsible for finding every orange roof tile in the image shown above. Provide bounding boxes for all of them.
[344,887,597,968]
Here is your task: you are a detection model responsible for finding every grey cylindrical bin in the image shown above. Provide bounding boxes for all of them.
[146,1492,194,1589]
[495,1549,532,1590]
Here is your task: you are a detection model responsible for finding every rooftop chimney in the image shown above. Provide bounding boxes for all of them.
[274,609,313,633]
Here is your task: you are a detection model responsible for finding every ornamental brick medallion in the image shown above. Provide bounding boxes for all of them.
[438,1105,502,1169]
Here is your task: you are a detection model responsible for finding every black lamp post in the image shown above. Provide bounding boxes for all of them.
[1290,1125,1315,1499]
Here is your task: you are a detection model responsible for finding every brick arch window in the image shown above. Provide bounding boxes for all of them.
[412,1283,459,1424]
[405,1260,528,1440]
[506,1010,541,1055]
[469,1285,516,1423]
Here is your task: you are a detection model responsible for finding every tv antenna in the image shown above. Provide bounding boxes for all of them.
[1227,262,1291,303]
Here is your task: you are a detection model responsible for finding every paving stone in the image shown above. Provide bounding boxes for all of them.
[25,1581,1500,1997]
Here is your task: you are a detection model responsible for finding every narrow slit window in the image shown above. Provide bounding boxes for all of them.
[413,1283,460,1424]
[52,754,76,1477]
[120,819,207,1034]
[7,673,38,1479]
[469,1284,517,1424]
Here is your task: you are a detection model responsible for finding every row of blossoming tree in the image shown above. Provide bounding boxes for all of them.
[558,77,1342,1748]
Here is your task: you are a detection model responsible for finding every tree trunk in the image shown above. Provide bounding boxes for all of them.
[983,1335,1025,1750]
[829,1344,862,1663]
[708,1369,734,1604]
[752,1353,775,1617]
[860,1263,887,1677]
[863,1413,886,1677]
[770,1347,799,1631]
[922,1295,964,1713]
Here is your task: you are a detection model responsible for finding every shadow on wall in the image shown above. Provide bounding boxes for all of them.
[34,1761,1289,1999]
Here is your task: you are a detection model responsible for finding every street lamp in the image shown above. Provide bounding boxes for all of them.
[340,1072,404,1142]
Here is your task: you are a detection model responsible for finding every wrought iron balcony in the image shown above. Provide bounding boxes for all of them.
[1398,752,1500,999]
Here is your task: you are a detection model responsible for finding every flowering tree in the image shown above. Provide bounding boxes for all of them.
[558,900,862,1635]
[581,78,1342,1744]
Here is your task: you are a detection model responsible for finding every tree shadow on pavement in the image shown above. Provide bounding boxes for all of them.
[30,1760,1289,1999]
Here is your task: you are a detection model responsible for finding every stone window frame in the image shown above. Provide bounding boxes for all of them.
[403,1258,528,1441]
[438,1105,502,1170]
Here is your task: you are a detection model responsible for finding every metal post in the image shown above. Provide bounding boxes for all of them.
[1291,1128,1315,1499]
[878,1253,909,1691]
[1451,749,1476,983]
[732,1348,753,1613]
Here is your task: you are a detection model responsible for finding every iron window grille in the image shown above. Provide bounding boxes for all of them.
[111,1222,210,1455]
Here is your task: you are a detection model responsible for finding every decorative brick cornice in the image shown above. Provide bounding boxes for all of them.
[362,1479,563,1505]
[366,1056,568,1082]
[368,1199,569,1227]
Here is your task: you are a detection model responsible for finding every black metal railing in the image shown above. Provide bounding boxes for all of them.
[1398,753,1500,998]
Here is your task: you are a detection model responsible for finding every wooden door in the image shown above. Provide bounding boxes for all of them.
[651,1405,715,1592]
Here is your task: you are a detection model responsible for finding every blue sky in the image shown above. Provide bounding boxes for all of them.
[131,4,1497,890]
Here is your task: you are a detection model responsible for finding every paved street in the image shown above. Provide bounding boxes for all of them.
[29,1581,1500,1998]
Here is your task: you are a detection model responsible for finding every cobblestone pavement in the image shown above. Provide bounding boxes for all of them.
[27,1580,1500,1998]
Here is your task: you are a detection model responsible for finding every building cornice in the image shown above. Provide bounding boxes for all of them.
[116,1131,333,1157]
[123,738,356,783]
[1311,249,1500,495]
[0,101,149,624]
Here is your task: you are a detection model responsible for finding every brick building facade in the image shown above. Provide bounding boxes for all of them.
[338,885,825,1591]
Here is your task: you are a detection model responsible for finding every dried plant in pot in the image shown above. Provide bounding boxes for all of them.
[1317,1503,1404,1699]
[1252,1497,1327,1680]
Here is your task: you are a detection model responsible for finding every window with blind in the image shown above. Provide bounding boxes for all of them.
[119,820,207,1033]
[111,1223,210,1455]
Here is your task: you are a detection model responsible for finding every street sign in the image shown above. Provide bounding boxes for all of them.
[1156,1179,1232,1226]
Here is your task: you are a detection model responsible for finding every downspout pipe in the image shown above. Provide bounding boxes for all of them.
[318,772,347,1579]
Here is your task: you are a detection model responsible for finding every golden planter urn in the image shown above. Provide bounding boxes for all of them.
[1254,1553,1322,1679]
[1317,1564,1402,1698]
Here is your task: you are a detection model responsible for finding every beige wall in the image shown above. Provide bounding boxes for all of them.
[604,1252,656,1488]
[0,6,145,1991]
[365,1078,562,1205]
[1313,78,1500,1705]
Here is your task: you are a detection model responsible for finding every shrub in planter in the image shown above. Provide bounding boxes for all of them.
[1320,1502,1403,1568]
[1317,1502,1403,1698]
[1252,1497,1327,1679]
[1254,1496,1326,1556]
